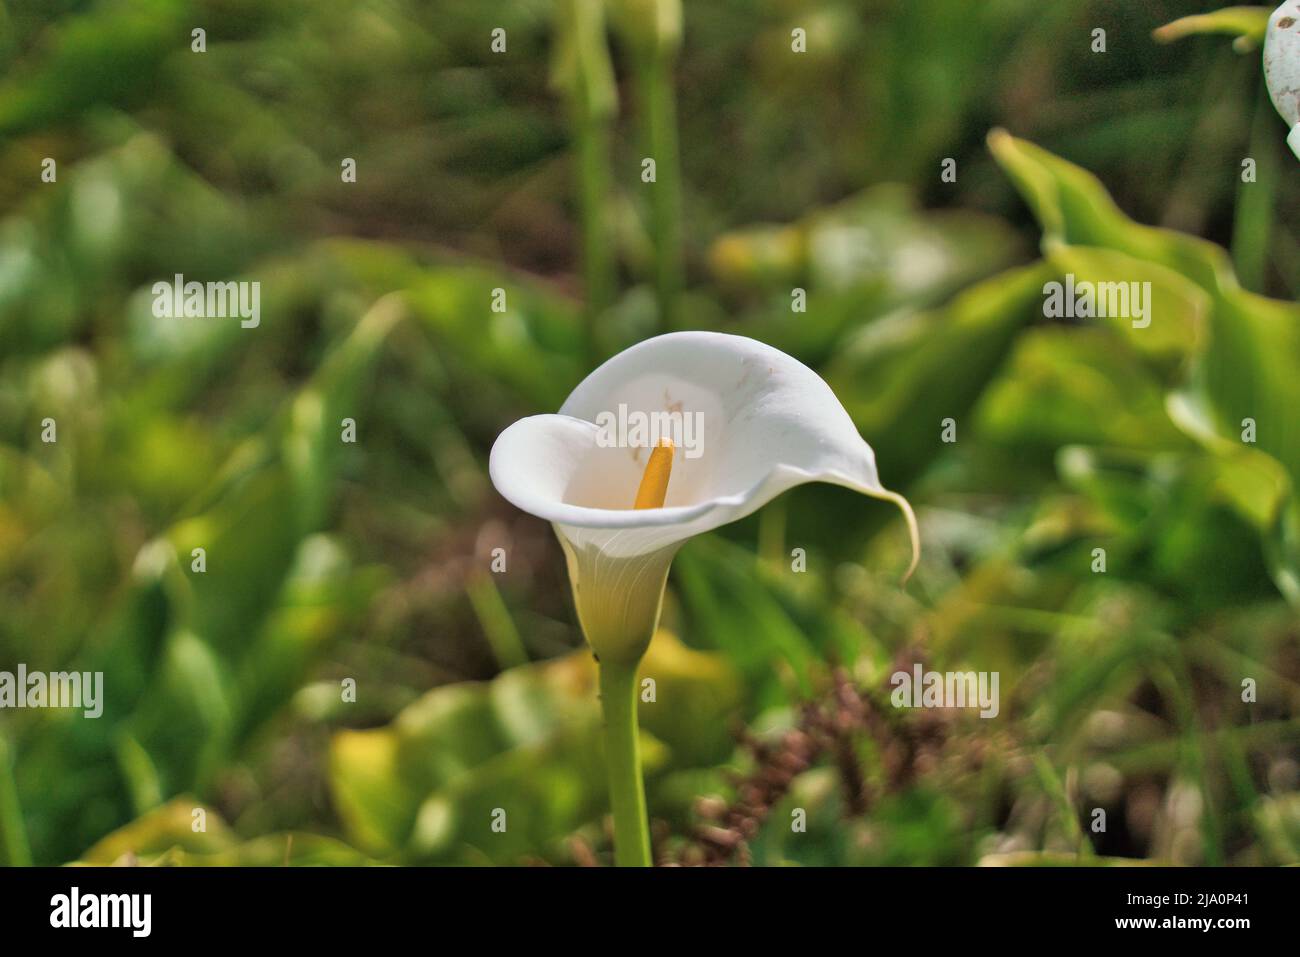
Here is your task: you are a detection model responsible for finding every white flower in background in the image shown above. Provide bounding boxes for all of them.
[1266,1,1300,158]
[489,330,919,666]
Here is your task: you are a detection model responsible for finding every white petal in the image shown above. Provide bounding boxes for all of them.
[1265,4,1300,130]
[489,331,918,573]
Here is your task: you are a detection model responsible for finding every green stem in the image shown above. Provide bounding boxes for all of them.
[576,111,616,357]
[598,659,651,866]
[466,573,529,670]
[552,0,617,365]
[639,53,682,332]
[1230,75,1277,293]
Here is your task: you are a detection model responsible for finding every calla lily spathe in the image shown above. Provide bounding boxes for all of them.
[1266,1,1300,159]
[489,331,919,664]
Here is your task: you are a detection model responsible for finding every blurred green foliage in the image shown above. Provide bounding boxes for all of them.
[0,0,1296,866]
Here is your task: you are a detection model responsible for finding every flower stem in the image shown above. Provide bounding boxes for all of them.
[551,0,618,365]
[576,109,615,354]
[636,52,681,333]
[1230,75,1276,293]
[598,659,652,866]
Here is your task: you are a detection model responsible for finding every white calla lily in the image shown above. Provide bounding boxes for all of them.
[489,330,917,866]
[489,330,919,664]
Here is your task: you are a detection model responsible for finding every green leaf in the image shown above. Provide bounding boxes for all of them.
[74,797,377,866]
[329,633,740,861]
[329,729,420,855]
[978,328,1191,454]
[824,261,1054,490]
[77,797,233,864]
[1044,245,1209,368]
[403,264,585,411]
[709,185,1023,364]
[0,0,188,137]
[987,130,1233,290]
[989,131,1300,604]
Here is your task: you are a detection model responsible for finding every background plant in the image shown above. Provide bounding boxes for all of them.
[0,0,1296,866]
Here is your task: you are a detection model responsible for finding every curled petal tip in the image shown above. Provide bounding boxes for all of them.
[871,487,920,584]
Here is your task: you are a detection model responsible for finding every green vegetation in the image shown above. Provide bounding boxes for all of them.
[0,0,1296,866]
